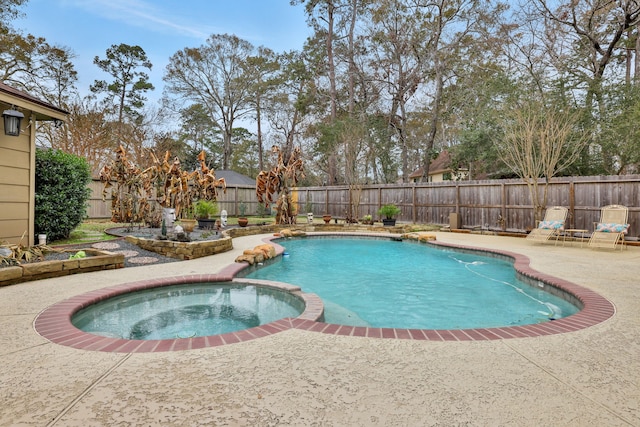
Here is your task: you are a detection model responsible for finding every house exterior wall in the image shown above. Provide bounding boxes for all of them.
[0,114,35,246]
[428,171,468,183]
[429,172,446,183]
[1,84,67,247]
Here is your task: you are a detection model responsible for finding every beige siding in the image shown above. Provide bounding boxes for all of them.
[0,163,30,185]
[430,173,445,183]
[0,219,29,244]
[0,184,28,202]
[0,119,33,245]
[0,202,29,219]
[1,84,67,246]
[0,202,30,243]
[0,147,29,169]
[0,134,27,152]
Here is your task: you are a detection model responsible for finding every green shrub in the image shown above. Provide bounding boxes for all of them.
[35,149,92,241]
[256,203,268,217]
[194,199,218,219]
[378,203,401,219]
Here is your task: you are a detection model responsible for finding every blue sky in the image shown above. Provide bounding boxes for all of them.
[19,0,312,104]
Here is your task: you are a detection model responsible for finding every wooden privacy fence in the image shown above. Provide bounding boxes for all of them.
[87,180,260,219]
[88,175,640,238]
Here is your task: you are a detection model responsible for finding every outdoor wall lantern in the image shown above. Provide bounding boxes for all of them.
[3,107,24,136]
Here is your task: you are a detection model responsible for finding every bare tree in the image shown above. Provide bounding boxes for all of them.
[40,97,116,173]
[164,34,255,169]
[534,0,640,109]
[496,99,587,223]
[340,116,367,221]
[296,0,342,184]
[367,0,425,182]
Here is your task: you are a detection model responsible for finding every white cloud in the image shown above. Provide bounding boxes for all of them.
[69,0,216,40]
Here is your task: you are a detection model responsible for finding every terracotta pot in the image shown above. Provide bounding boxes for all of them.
[322,215,332,224]
[181,219,197,232]
[238,217,249,227]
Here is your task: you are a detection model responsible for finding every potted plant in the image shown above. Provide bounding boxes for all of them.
[237,200,249,227]
[194,200,218,229]
[378,204,401,226]
[178,204,197,232]
[361,214,373,225]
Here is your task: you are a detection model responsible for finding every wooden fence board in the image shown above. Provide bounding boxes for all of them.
[88,175,640,239]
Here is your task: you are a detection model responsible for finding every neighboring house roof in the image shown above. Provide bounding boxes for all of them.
[409,151,454,179]
[215,170,255,186]
[0,82,68,121]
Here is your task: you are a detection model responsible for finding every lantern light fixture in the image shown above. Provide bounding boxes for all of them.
[3,107,24,136]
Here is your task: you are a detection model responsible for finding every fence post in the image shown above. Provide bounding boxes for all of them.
[501,182,506,228]
[234,187,239,216]
[569,179,575,228]
[412,185,417,223]
[325,188,329,215]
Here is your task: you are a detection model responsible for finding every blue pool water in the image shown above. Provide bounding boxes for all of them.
[243,237,579,329]
[72,283,304,340]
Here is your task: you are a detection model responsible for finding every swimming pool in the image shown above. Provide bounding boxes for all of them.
[242,237,580,329]
[34,234,615,352]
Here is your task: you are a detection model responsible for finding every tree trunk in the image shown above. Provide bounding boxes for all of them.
[326,0,338,186]
[421,62,443,182]
[256,92,264,171]
[223,128,232,170]
[636,22,640,83]
[347,0,357,115]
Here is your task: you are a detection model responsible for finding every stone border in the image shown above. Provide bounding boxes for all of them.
[124,234,233,260]
[0,249,125,287]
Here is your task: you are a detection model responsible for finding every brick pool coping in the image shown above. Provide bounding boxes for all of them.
[34,233,615,352]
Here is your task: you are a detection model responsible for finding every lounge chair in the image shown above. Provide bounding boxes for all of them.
[526,206,568,244]
[588,205,629,250]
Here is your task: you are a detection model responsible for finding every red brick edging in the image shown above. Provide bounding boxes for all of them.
[34,235,614,352]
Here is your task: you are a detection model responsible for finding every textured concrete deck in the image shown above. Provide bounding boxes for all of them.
[1,232,638,426]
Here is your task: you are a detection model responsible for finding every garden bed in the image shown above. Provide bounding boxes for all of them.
[0,249,125,287]
[107,226,233,260]
[124,234,233,260]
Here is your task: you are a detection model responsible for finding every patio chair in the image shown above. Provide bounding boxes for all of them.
[526,206,568,244]
[588,205,629,250]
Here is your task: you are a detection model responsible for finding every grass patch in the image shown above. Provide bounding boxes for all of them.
[50,221,130,246]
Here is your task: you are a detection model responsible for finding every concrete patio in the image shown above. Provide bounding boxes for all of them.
[0,232,638,426]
